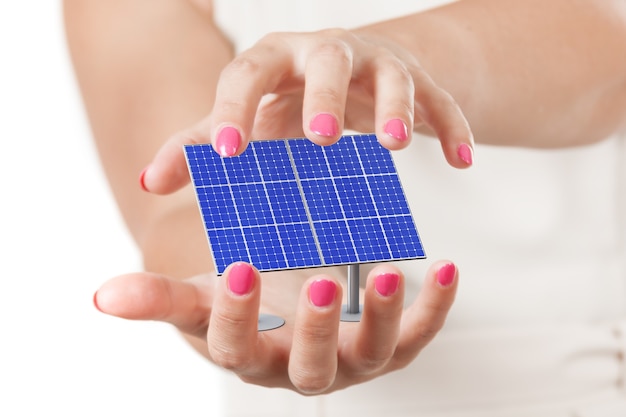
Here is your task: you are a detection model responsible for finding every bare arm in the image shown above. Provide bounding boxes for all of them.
[64,0,232,254]
[64,0,234,354]
[360,0,626,147]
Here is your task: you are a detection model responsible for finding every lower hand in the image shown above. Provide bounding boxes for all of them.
[93,260,458,394]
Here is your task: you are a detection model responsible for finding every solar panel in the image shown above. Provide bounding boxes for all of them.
[184,133,425,275]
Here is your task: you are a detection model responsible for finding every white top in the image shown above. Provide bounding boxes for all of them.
[213,1,626,416]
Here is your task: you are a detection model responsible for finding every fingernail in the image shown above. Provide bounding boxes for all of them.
[383,119,408,141]
[227,263,255,295]
[309,279,337,307]
[457,143,473,165]
[374,273,400,297]
[215,126,241,157]
[139,166,149,192]
[93,291,102,312]
[309,113,338,137]
[436,263,456,287]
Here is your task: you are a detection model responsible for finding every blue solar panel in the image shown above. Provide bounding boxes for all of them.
[184,133,426,275]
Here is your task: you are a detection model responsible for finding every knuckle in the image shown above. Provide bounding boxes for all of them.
[207,315,255,371]
[357,345,393,372]
[290,369,335,395]
[317,27,352,42]
[430,86,457,110]
[288,320,338,394]
[311,35,352,61]
[383,57,413,83]
[215,99,247,115]
[387,350,417,372]
[208,343,252,372]
[315,27,356,46]
[310,86,344,104]
[237,372,267,386]
[257,31,287,47]
[416,318,445,342]
[225,54,263,77]
[294,319,336,344]
[253,32,290,59]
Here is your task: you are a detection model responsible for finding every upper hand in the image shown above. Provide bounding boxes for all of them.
[141,29,474,195]
[93,260,458,394]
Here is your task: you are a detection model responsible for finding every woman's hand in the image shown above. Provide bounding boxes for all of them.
[141,29,474,195]
[94,260,458,394]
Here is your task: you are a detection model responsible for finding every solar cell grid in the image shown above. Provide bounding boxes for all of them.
[185,134,425,275]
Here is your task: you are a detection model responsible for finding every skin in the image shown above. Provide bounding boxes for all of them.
[64,0,626,395]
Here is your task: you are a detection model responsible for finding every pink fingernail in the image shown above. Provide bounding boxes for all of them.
[309,279,337,307]
[139,166,149,192]
[436,263,456,287]
[374,273,400,297]
[216,126,241,157]
[457,143,473,165]
[309,113,338,137]
[383,119,408,141]
[227,263,255,295]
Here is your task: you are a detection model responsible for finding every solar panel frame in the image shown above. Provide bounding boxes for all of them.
[185,133,426,275]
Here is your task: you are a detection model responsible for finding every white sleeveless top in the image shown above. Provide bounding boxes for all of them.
[212,1,626,416]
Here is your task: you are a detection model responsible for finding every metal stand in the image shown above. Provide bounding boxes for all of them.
[258,313,285,331]
[340,264,363,322]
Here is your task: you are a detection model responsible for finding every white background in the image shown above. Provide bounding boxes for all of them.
[0,2,221,416]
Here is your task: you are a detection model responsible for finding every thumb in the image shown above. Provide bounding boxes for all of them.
[93,272,214,338]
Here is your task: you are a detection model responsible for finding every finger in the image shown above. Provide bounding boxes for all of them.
[207,262,274,375]
[141,37,295,195]
[140,121,209,194]
[209,35,295,156]
[93,272,213,338]
[341,265,405,373]
[393,260,459,367]
[371,53,415,151]
[412,68,475,168]
[289,276,342,394]
[302,30,353,146]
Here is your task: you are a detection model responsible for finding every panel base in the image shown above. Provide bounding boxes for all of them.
[340,304,363,322]
[258,313,285,331]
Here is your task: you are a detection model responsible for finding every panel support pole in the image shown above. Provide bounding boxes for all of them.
[341,263,362,321]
